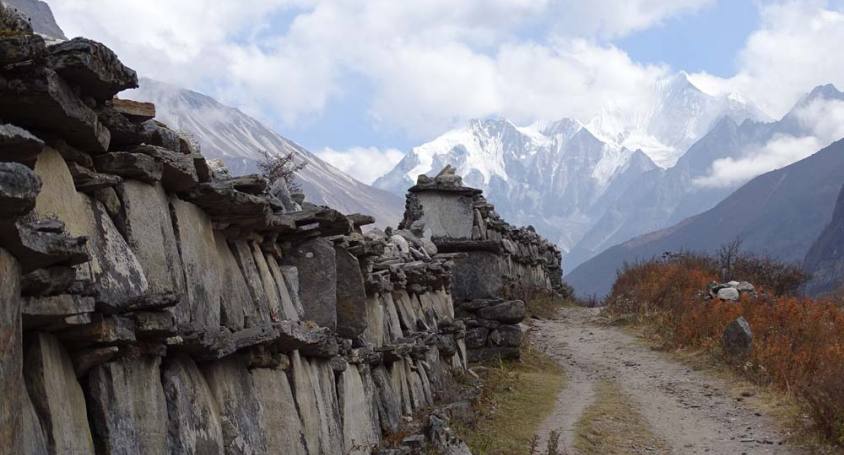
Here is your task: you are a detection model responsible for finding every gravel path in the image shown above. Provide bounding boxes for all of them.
[532,306,806,454]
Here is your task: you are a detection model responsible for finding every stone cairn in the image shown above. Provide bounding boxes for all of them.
[0,9,474,455]
[399,166,564,363]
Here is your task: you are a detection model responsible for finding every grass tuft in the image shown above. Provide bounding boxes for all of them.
[456,342,565,454]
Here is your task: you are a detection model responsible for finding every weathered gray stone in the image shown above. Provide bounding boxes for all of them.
[89,199,150,312]
[291,352,343,455]
[57,315,136,347]
[211,233,252,330]
[340,365,381,453]
[201,356,268,455]
[283,238,337,330]
[140,120,181,152]
[382,292,404,342]
[95,152,163,183]
[251,367,307,455]
[46,37,138,101]
[22,383,49,455]
[389,358,413,416]
[29,152,147,308]
[723,316,753,357]
[0,124,43,167]
[314,358,344,455]
[414,192,475,239]
[364,294,386,347]
[265,254,300,321]
[451,251,504,300]
[112,98,155,121]
[22,293,95,330]
[231,239,271,324]
[94,186,122,218]
[0,217,89,273]
[717,287,740,301]
[162,356,225,455]
[67,160,122,193]
[280,264,304,319]
[0,33,46,65]
[24,332,95,454]
[371,365,401,434]
[335,245,368,338]
[489,324,522,347]
[170,198,222,330]
[464,327,489,349]
[72,346,120,378]
[736,281,755,293]
[0,65,111,152]
[251,243,283,322]
[427,414,472,455]
[86,354,168,455]
[0,249,21,454]
[0,161,40,218]
[476,300,525,324]
[118,181,186,297]
[133,144,198,192]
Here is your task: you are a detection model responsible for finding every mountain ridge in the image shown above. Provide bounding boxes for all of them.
[127,78,404,227]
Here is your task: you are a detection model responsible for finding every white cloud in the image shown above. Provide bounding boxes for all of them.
[692,134,823,188]
[548,0,714,39]
[316,146,405,184]
[689,1,844,119]
[48,0,701,135]
[693,97,844,188]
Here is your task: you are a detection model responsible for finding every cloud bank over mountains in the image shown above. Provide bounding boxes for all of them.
[49,0,844,187]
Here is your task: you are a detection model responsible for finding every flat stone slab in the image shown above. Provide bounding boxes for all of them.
[0,161,41,218]
[46,37,138,101]
[0,123,44,167]
[0,65,110,153]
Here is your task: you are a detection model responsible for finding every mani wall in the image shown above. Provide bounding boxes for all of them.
[400,167,564,362]
[0,7,562,454]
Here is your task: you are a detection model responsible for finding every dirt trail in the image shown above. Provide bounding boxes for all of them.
[532,306,806,454]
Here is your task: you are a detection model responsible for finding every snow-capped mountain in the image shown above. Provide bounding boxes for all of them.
[376,117,659,254]
[586,72,769,168]
[128,79,404,227]
[566,83,844,269]
[375,73,767,267]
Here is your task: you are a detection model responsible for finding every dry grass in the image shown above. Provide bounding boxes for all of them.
[524,292,574,320]
[605,254,844,447]
[573,380,668,455]
[456,344,566,454]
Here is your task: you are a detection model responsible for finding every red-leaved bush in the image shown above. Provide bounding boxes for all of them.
[606,253,844,444]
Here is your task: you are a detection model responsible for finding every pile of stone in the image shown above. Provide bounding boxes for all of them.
[0,9,472,454]
[707,280,756,301]
[399,166,563,361]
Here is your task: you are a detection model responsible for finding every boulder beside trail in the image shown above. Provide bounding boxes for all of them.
[722,316,753,357]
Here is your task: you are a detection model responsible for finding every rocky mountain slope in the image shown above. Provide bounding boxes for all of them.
[803,185,844,296]
[127,79,404,227]
[1,0,65,39]
[567,138,844,298]
[567,84,844,269]
[376,75,767,268]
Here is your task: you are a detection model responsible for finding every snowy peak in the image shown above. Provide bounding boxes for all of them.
[127,78,404,227]
[791,83,844,110]
[586,72,768,168]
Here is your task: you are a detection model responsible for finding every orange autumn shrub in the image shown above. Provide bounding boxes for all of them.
[606,254,844,444]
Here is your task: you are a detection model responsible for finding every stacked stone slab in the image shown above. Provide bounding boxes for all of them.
[0,9,467,454]
[399,166,563,362]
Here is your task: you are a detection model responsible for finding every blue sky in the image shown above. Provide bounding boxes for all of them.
[52,0,844,183]
[286,0,762,155]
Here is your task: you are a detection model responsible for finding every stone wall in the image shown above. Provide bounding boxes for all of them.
[0,11,470,454]
[400,166,563,362]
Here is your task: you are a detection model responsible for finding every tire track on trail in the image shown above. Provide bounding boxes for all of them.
[532,306,808,455]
